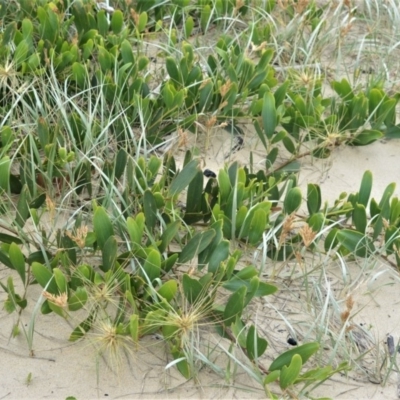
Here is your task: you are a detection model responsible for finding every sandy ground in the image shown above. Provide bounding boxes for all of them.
[2,136,400,399]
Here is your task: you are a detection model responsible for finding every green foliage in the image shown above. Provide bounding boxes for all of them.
[1,0,400,397]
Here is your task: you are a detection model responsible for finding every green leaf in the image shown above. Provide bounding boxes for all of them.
[97,9,109,36]
[337,229,375,257]
[231,265,258,280]
[27,52,40,71]
[350,94,368,130]
[324,228,339,252]
[264,370,280,385]
[294,94,307,115]
[284,187,302,214]
[208,239,230,273]
[182,274,203,304]
[262,91,277,139]
[352,129,382,145]
[173,89,185,109]
[159,220,180,253]
[243,275,260,307]
[248,209,267,245]
[223,278,277,297]
[266,147,279,168]
[129,314,139,344]
[235,206,248,234]
[111,10,124,34]
[141,249,161,282]
[126,214,144,247]
[120,39,135,64]
[308,212,325,232]
[171,350,191,379]
[231,318,247,348]
[369,88,384,122]
[179,229,216,264]
[275,161,301,176]
[29,193,46,210]
[223,286,246,326]
[4,279,26,312]
[184,170,204,224]
[137,11,148,33]
[141,309,165,335]
[1,126,13,150]
[166,56,181,86]
[373,182,396,239]
[168,159,199,197]
[68,287,88,311]
[53,267,68,293]
[298,364,342,384]
[157,280,177,302]
[280,354,302,390]
[31,262,58,294]
[143,190,158,230]
[14,39,29,69]
[381,98,397,127]
[248,71,266,92]
[0,233,22,245]
[271,130,287,145]
[246,325,268,361]
[257,47,274,70]
[37,6,59,44]
[385,125,400,139]
[352,203,367,234]
[162,82,175,109]
[184,16,194,38]
[379,182,396,210]
[200,4,211,33]
[2,22,16,47]
[269,342,319,371]
[198,80,213,111]
[199,273,213,290]
[98,46,112,72]
[148,156,162,177]
[101,235,117,272]
[218,169,231,204]
[358,170,372,207]
[161,253,179,273]
[69,312,95,341]
[41,300,52,314]
[0,156,11,192]
[307,184,321,215]
[115,148,127,180]
[255,281,278,297]
[37,117,49,148]
[93,206,114,250]
[253,119,267,149]
[390,199,400,225]
[198,220,223,267]
[82,38,94,61]
[274,80,289,107]
[331,78,353,101]
[282,136,297,154]
[9,243,26,285]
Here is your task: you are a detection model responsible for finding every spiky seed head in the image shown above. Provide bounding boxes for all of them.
[66,225,88,249]
[42,291,68,308]
[279,213,296,245]
[299,224,317,248]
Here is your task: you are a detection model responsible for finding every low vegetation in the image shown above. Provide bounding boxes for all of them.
[1,0,400,398]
